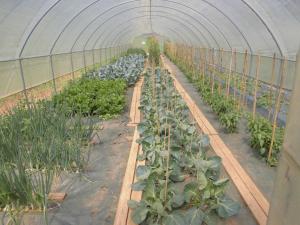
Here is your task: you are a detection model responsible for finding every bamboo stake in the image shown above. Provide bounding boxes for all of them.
[211,49,215,94]
[252,55,261,118]
[268,57,286,161]
[233,50,237,101]
[203,48,206,85]
[164,125,171,205]
[218,48,224,94]
[238,50,248,110]
[226,50,234,98]
[242,53,250,108]
[268,53,276,120]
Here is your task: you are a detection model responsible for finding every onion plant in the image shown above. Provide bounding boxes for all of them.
[0,100,93,215]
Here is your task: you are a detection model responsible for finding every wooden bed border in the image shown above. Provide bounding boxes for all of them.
[161,55,269,225]
[114,77,144,225]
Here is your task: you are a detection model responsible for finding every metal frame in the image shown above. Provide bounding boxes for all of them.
[92,13,204,50]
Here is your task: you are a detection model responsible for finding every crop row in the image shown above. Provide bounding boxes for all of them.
[128,68,239,224]
[0,51,145,222]
[164,49,284,166]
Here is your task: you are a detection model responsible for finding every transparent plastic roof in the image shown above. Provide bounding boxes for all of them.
[0,0,299,61]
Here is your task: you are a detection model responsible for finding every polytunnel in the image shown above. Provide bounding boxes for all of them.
[0,0,300,225]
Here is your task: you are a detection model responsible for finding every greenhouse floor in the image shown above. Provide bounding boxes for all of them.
[9,88,135,225]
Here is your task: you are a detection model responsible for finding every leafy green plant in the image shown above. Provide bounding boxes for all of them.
[257,92,274,108]
[247,116,284,165]
[220,111,241,133]
[86,54,145,86]
[129,68,239,224]
[53,78,127,117]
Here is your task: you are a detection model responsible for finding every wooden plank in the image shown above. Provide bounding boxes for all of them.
[161,55,269,225]
[114,77,144,225]
[114,128,140,225]
[128,77,144,126]
[48,192,67,202]
[127,146,145,225]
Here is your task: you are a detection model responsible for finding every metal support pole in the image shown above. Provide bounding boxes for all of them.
[49,55,57,94]
[92,49,95,71]
[18,58,29,103]
[99,49,102,66]
[83,50,87,73]
[109,47,112,62]
[70,52,75,79]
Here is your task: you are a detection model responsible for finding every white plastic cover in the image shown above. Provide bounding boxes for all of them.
[0,0,299,97]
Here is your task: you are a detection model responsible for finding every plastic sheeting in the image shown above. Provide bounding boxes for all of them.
[0,0,299,97]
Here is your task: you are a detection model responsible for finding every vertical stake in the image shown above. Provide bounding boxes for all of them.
[83,50,87,74]
[252,55,261,118]
[233,50,237,101]
[50,55,57,93]
[226,49,234,99]
[268,57,286,161]
[92,49,95,71]
[70,52,75,79]
[268,53,276,120]
[18,58,29,104]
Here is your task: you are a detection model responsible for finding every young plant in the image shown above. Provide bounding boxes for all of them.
[247,116,284,165]
[129,68,239,224]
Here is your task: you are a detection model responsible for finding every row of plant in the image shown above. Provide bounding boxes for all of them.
[0,100,94,222]
[54,52,146,119]
[53,78,127,119]
[125,48,147,58]
[168,55,241,133]
[86,54,145,86]
[0,50,146,222]
[164,47,284,166]
[128,68,239,224]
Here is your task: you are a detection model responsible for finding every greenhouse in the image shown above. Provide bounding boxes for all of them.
[0,0,299,224]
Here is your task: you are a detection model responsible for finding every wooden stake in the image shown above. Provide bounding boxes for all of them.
[268,57,286,161]
[218,48,224,94]
[233,50,237,101]
[238,50,248,110]
[164,125,171,205]
[252,55,261,118]
[211,48,215,94]
[268,53,276,120]
[226,50,234,98]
